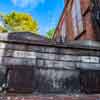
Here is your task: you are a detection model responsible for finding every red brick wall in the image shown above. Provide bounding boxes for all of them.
[64,0,75,40]
[54,0,96,41]
[69,0,96,40]
[79,0,96,40]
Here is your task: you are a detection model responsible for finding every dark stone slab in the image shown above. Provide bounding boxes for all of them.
[32,69,80,94]
[7,67,33,93]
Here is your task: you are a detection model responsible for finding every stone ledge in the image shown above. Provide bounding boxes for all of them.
[0,32,100,50]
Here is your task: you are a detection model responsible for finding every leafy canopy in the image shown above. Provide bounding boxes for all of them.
[46,28,55,39]
[0,26,8,33]
[4,12,39,34]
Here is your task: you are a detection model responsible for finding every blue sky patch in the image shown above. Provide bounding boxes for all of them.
[0,0,64,35]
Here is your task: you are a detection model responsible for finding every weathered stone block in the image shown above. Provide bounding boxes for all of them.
[81,56,99,63]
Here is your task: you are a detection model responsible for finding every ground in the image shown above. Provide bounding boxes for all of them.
[0,95,100,100]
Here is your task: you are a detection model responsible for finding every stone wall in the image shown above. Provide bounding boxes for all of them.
[0,33,100,94]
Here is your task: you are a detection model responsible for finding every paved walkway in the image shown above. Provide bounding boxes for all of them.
[0,95,100,100]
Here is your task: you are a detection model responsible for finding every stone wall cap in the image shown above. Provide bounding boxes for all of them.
[0,32,100,50]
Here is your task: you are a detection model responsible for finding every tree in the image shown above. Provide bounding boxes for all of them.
[46,28,55,39]
[0,26,8,32]
[3,12,39,34]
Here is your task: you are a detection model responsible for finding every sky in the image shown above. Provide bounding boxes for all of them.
[0,0,64,35]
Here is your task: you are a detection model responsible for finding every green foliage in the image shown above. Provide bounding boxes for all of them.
[4,12,39,34]
[0,26,8,33]
[46,28,55,39]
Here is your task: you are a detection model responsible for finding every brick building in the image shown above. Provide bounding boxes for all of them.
[53,0,100,42]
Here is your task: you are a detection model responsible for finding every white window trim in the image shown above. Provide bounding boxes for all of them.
[72,0,84,36]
